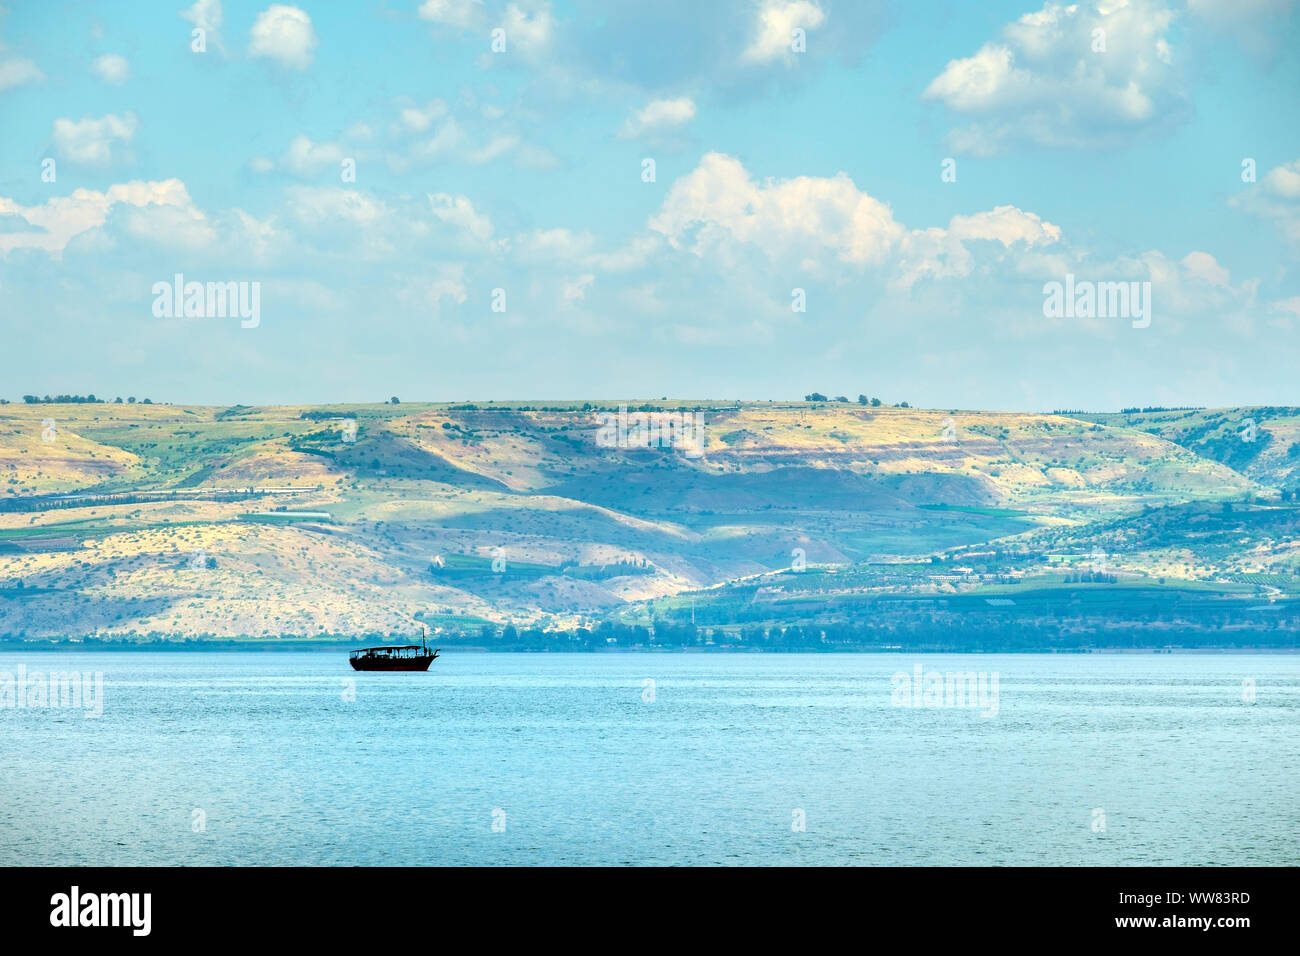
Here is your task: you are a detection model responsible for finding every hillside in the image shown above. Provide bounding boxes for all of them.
[0,399,1296,644]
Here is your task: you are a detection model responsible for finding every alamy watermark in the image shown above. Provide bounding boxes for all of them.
[595,405,705,458]
[1,666,104,717]
[1043,274,1151,329]
[50,886,150,936]
[890,664,999,717]
[152,273,260,328]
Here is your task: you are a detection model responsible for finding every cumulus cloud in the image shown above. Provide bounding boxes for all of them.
[562,273,595,301]
[121,203,217,249]
[416,1,883,106]
[1132,249,1258,320]
[619,97,696,139]
[428,193,494,243]
[285,186,387,226]
[647,154,1067,293]
[924,0,1183,154]
[0,180,195,255]
[418,0,484,28]
[500,1,555,62]
[91,53,129,84]
[248,4,318,69]
[649,152,905,270]
[380,98,549,171]
[1230,157,1300,248]
[896,206,1063,288]
[0,55,42,91]
[741,0,826,63]
[1179,250,1230,286]
[52,112,139,166]
[180,0,225,53]
[393,118,464,169]
[281,134,346,176]
[1261,159,1300,199]
[395,99,449,134]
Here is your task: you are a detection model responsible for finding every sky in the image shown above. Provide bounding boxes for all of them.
[0,0,1297,410]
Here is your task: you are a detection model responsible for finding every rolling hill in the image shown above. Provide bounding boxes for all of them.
[1,399,1296,645]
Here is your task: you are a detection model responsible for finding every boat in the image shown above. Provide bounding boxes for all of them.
[349,625,440,672]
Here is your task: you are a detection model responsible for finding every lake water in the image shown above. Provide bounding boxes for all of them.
[1,651,1296,866]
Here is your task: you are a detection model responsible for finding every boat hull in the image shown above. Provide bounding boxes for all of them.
[349,655,435,672]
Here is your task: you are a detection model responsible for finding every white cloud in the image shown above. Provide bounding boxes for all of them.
[742,0,826,63]
[418,0,484,28]
[1129,249,1256,320]
[52,112,139,166]
[895,206,1062,289]
[1262,159,1300,199]
[285,186,387,226]
[1180,250,1230,287]
[1272,295,1300,320]
[396,99,449,134]
[513,227,594,264]
[122,203,217,249]
[466,134,519,164]
[180,0,225,53]
[428,193,494,242]
[0,55,42,91]
[229,208,283,260]
[0,180,194,255]
[647,153,1068,293]
[510,228,658,274]
[92,53,129,84]
[649,152,904,270]
[619,97,696,139]
[248,4,318,70]
[383,97,548,171]
[1230,158,1300,248]
[501,2,554,62]
[427,273,469,313]
[389,118,465,170]
[924,0,1182,153]
[281,134,346,176]
[562,273,595,301]
[391,266,469,318]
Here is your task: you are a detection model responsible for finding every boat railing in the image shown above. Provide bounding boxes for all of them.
[348,645,427,659]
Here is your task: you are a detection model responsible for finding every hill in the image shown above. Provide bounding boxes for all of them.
[1,399,1296,645]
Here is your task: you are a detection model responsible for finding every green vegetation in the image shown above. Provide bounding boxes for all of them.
[1,400,1297,646]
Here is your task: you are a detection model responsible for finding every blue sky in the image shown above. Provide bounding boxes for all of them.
[0,0,1297,409]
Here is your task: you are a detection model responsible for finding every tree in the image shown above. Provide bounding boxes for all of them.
[390,396,400,404]
[857,394,868,405]
[804,392,828,402]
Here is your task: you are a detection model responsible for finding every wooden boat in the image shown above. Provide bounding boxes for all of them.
[349,626,440,671]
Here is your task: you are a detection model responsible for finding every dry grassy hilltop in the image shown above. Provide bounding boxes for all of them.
[2,399,1298,643]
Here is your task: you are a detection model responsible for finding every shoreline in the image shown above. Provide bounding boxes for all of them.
[0,642,1295,654]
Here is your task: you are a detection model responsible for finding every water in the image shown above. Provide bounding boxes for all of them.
[2,651,1296,866]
